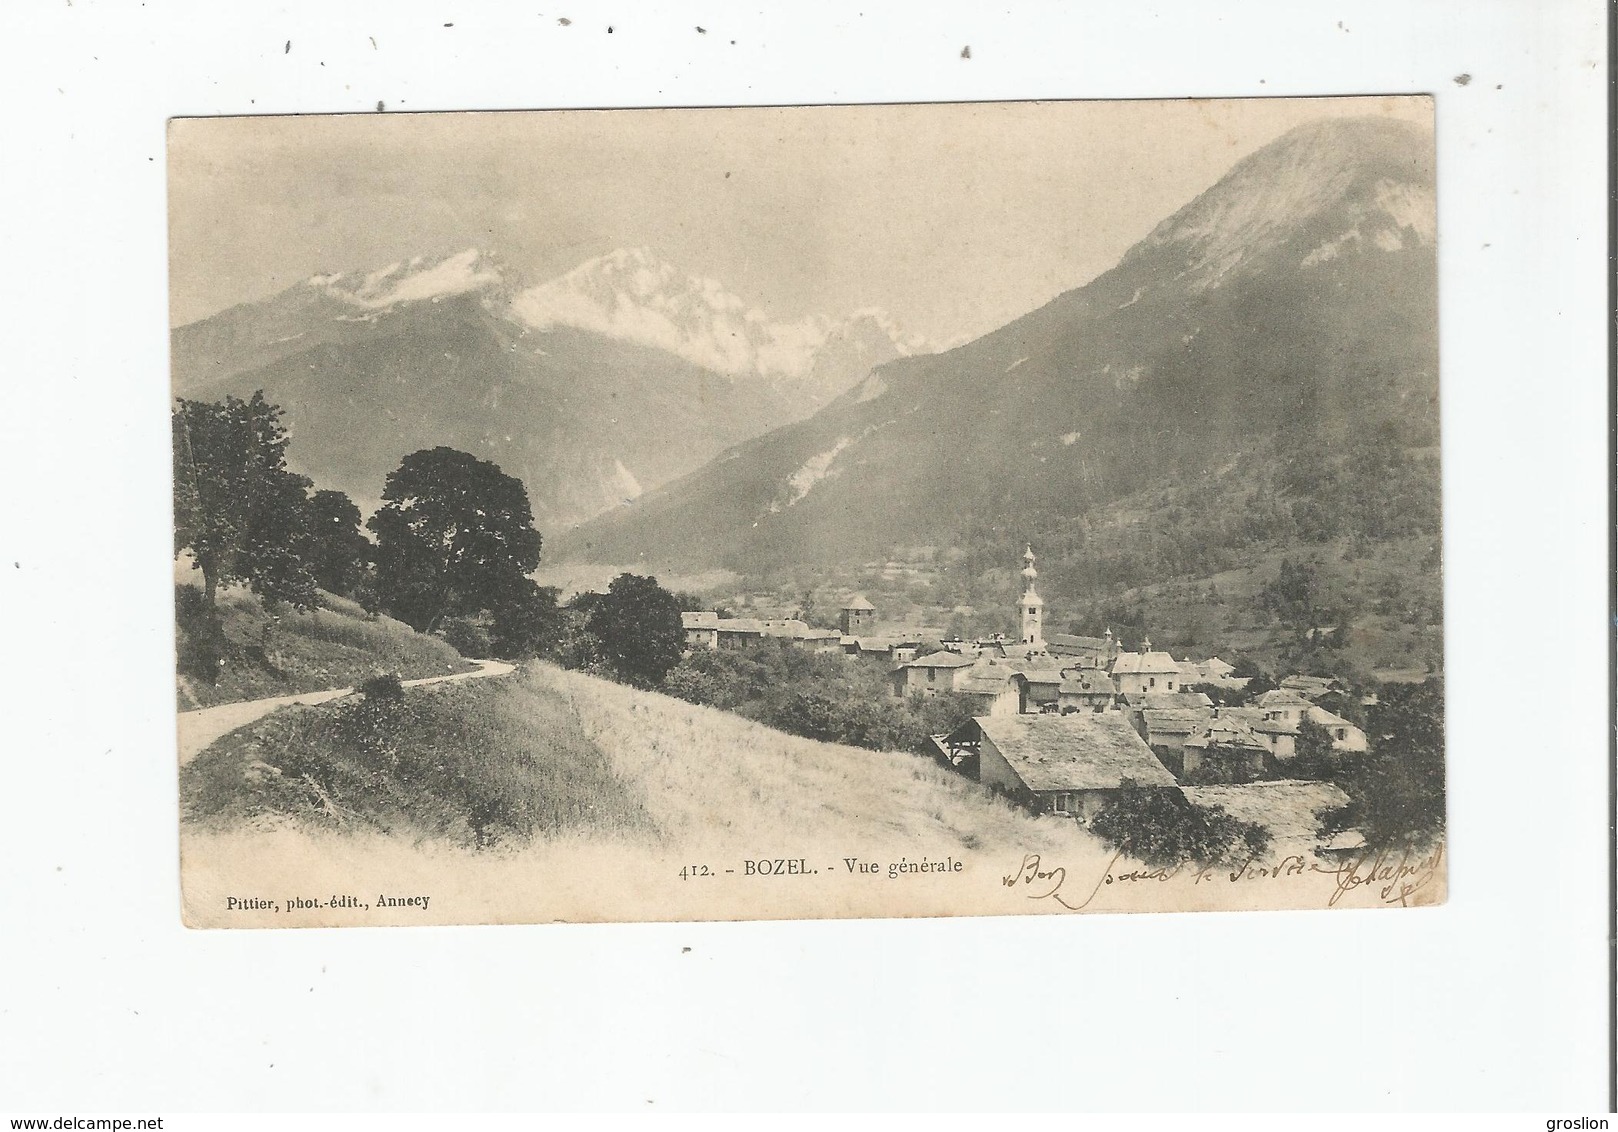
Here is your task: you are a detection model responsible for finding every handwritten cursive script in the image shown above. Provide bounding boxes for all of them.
[1002,842,1444,912]
[1322,844,1445,907]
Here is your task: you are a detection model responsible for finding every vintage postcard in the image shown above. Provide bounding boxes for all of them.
[170,96,1445,927]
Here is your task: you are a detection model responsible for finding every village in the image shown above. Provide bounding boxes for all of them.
[682,547,1371,858]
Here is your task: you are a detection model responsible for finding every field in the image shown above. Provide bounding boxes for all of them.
[175,581,475,710]
[179,662,1159,926]
[184,662,1085,854]
[181,671,652,847]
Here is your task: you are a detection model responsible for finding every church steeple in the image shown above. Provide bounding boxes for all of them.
[1018,545,1044,647]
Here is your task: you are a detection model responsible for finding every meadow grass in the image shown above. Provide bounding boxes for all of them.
[181,671,652,848]
[529,662,1097,858]
[176,582,475,710]
[180,663,1440,925]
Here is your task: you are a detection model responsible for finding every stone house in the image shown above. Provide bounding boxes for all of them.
[948,712,1180,820]
[1110,643,1185,696]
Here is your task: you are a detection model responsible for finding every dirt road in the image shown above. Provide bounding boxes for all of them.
[175,659,517,765]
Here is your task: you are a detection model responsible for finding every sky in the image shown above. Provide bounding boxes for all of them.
[168,95,1431,343]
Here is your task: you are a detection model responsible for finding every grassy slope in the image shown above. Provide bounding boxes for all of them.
[189,659,1100,853]
[183,661,1096,858]
[182,672,651,847]
[180,664,1403,923]
[1089,537,1444,678]
[703,454,1443,680]
[538,664,1111,862]
[175,582,475,711]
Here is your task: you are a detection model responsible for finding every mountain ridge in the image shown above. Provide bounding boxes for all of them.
[555,116,1439,577]
[171,246,934,529]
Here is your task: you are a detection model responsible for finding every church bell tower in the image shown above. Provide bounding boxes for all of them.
[1018,545,1044,647]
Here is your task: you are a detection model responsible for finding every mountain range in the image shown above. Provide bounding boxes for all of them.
[171,247,930,529]
[555,117,1439,577]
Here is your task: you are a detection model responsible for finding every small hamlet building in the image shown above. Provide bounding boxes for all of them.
[673,546,1376,854]
[940,712,1179,820]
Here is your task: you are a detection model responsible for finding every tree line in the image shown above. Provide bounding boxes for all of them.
[173,391,686,686]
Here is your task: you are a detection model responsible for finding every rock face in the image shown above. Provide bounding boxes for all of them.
[171,248,929,531]
[556,116,1439,571]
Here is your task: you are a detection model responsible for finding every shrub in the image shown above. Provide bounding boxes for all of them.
[1181,750,1265,785]
[439,614,495,659]
[1090,780,1270,867]
[175,584,227,684]
[360,671,405,701]
[662,641,974,756]
[183,677,651,849]
[1321,678,1445,850]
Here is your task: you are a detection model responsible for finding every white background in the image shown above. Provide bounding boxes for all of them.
[1,0,1608,1113]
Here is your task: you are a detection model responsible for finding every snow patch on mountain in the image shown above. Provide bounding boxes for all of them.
[510,248,931,395]
[610,459,644,506]
[311,249,505,309]
[1302,228,1362,267]
[1374,180,1436,243]
[780,436,855,508]
[1126,118,1433,291]
[854,373,888,403]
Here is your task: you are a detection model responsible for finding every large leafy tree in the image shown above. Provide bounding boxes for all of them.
[584,573,685,689]
[303,489,372,597]
[173,391,317,610]
[1329,678,1446,849]
[368,447,543,634]
[487,576,563,659]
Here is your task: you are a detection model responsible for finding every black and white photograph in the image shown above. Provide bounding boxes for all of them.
[5,0,1611,1116]
[171,96,1446,926]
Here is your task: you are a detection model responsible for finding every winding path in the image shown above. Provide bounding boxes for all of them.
[176,659,517,766]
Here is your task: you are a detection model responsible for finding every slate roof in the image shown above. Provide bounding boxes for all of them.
[715,618,767,634]
[976,713,1178,792]
[1047,633,1108,651]
[1184,715,1268,752]
[902,651,977,670]
[1257,689,1313,709]
[1111,650,1183,675]
[1281,675,1338,698]
[1140,708,1210,736]
[1059,670,1114,695]
[1220,707,1293,736]
[1013,666,1066,686]
[681,611,719,628]
[848,636,910,654]
[1133,691,1214,710]
[956,669,1018,697]
[1306,707,1360,732]
[841,595,876,611]
[1181,781,1352,846]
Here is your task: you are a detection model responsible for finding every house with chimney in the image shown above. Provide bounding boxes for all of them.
[1047,632,1117,669]
[681,610,720,651]
[1012,665,1067,713]
[1057,669,1117,713]
[1251,689,1369,758]
[680,611,844,653]
[1138,707,1212,753]
[1181,711,1270,778]
[890,651,978,698]
[952,657,1023,717]
[1110,637,1185,696]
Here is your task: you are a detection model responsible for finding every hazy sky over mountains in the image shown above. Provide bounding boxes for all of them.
[169,96,1430,340]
